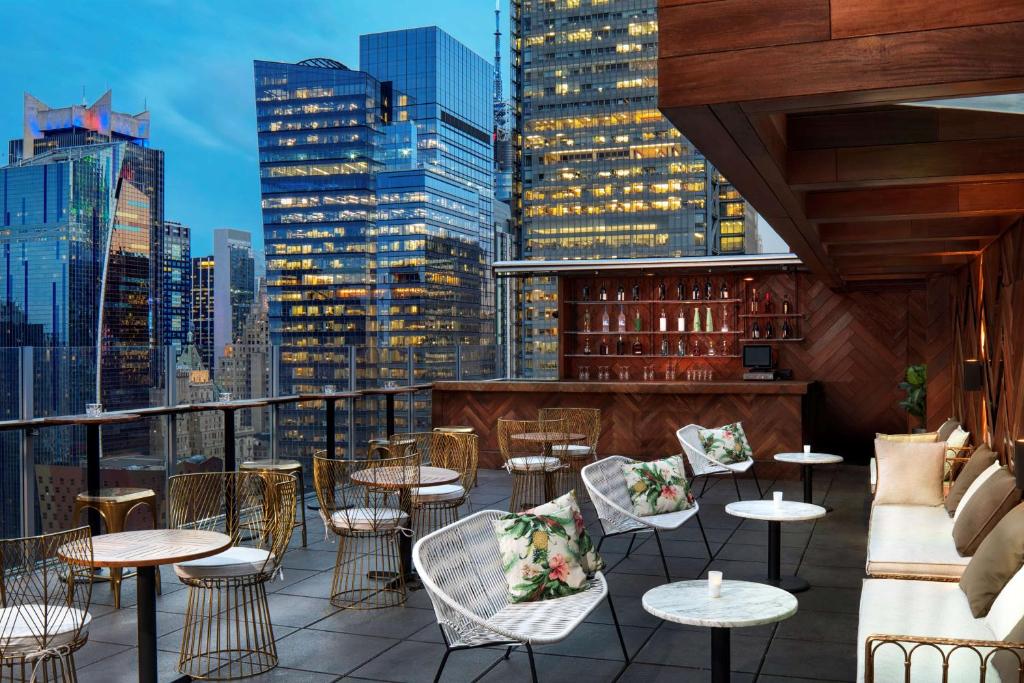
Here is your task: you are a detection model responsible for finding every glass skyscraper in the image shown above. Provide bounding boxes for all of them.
[162,220,192,353]
[212,228,255,366]
[190,255,216,371]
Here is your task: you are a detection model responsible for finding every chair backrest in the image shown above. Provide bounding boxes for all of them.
[676,424,726,476]
[580,455,636,526]
[413,510,510,629]
[313,450,418,532]
[0,526,93,654]
[168,471,296,576]
[391,431,475,490]
[497,418,569,462]
[538,408,601,454]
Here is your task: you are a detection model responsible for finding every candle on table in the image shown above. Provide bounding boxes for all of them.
[773,491,783,505]
[708,570,722,598]
[803,444,811,453]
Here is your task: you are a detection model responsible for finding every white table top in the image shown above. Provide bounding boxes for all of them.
[643,580,797,628]
[774,452,843,465]
[725,500,826,522]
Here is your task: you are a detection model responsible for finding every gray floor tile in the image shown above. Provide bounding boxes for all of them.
[350,639,499,682]
[761,636,856,681]
[273,629,398,676]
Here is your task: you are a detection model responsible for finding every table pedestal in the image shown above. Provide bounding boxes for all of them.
[137,566,159,683]
[711,627,730,683]
[767,521,809,593]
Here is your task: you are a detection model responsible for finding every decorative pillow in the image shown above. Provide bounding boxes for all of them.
[530,491,604,577]
[872,439,945,506]
[875,432,938,442]
[492,510,588,603]
[936,418,961,442]
[698,422,753,465]
[621,455,694,516]
[955,461,1002,521]
[960,502,1024,617]
[945,444,997,516]
[952,467,1021,556]
[943,427,971,477]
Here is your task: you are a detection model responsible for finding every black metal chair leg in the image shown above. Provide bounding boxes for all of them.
[624,534,636,558]
[732,472,742,501]
[699,476,710,497]
[504,645,514,659]
[606,592,630,663]
[696,513,713,558]
[653,530,671,582]
[433,648,452,683]
[751,465,763,499]
[526,643,539,683]
[596,534,606,553]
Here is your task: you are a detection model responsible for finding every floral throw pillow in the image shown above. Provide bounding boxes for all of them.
[530,491,605,576]
[698,422,753,465]
[492,509,589,603]
[621,455,694,516]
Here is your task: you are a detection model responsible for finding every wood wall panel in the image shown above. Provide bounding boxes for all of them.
[829,0,1024,39]
[925,276,955,428]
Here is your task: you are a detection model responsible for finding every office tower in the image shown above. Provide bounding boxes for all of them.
[510,0,757,376]
[212,228,255,364]
[191,255,215,371]
[162,221,192,352]
[217,280,270,440]
[493,2,514,203]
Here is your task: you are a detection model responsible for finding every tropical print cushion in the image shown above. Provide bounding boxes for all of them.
[621,455,694,516]
[530,491,605,576]
[492,509,588,603]
[698,422,753,465]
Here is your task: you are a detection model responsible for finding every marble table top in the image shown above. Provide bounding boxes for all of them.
[725,499,826,522]
[643,580,797,628]
[774,452,844,465]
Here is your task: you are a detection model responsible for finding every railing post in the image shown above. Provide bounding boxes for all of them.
[407,347,415,431]
[456,344,462,381]
[347,346,356,458]
[163,347,177,482]
[19,346,36,538]
[270,345,281,462]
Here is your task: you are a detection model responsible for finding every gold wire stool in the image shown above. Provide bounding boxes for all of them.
[168,471,296,680]
[238,459,308,548]
[1,526,93,683]
[393,432,475,536]
[497,418,571,511]
[433,426,477,487]
[313,450,417,609]
[538,408,601,502]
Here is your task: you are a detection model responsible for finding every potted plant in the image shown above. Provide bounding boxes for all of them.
[898,364,927,431]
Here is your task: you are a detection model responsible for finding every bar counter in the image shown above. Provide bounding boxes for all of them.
[432,380,817,473]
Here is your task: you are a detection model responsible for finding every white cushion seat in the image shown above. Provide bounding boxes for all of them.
[867,504,968,579]
[551,444,593,458]
[174,546,273,580]
[330,507,408,532]
[0,604,90,654]
[507,456,561,472]
[411,484,465,503]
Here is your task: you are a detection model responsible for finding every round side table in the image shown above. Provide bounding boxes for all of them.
[725,500,826,593]
[773,452,843,507]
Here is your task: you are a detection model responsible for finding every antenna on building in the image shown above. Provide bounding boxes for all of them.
[493,0,503,104]
[81,86,86,105]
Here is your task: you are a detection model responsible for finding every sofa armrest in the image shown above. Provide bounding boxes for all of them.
[865,633,1024,682]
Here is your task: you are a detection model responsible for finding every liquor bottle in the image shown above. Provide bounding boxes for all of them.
[676,282,685,300]
[720,338,729,355]
[720,280,729,299]
[582,285,591,301]
[692,307,701,332]
[765,321,775,339]
[601,306,610,332]
[752,321,761,339]
[707,340,716,356]
[583,338,592,355]
[633,309,643,332]
[660,337,670,356]
[751,287,759,313]
[677,308,686,332]
[599,337,609,355]
[720,310,730,333]
[631,337,644,355]
[616,335,625,355]
[764,291,773,314]
[616,285,625,302]
[782,320,792,339]
[677,337,687,356]
[692,281,701,300]
[599,286,607,301]
[582,309,591,333]
[632,283,641,302]
[659,310,668,332]
[705,306,713,332]
[658,281,666,301]
[782,294,792,314]
[692,338,701,356]
[704,278,713,300]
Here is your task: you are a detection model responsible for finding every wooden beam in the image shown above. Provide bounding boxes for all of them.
[826,239,984,257]
[830,0,1024,40]
[805,180,1024,222]
[818,217,1006,244]
[832,254,973,269]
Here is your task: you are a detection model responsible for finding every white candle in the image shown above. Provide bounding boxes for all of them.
[708,571,722,598]
[773,491,784,505]
[803,444,811,453]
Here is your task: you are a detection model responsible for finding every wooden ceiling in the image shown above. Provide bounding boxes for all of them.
[657,0,1024,286]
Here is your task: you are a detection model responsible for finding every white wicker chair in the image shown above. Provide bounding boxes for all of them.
[413,509,629,683]
[676,424,763,500]
[580,456,712,582]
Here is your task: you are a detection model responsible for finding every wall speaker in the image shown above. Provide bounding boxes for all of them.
[963,359,984,392]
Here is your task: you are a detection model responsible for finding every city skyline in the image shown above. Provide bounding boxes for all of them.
[0,0,510,256]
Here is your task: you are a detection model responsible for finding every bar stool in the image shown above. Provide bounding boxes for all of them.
[239,459,308,548]
[368,438,391,459]
[72,487,159,609]
[434,426,476,486]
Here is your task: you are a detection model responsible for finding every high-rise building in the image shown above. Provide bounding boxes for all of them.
[511,0,758,376]
[191,255,215,371]
[162,221,192,352]
[213,228,255,364]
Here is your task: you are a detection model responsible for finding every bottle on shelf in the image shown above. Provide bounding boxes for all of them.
[782,294,792,314]
[616,335,625,355]
[677,337,687,356]
[633,308,643,332]
[720,338,729,355]
[676,281,685,300]
[705,306,713,332]
[751,287,759,313]
[660,337,670,356]
[599,338,610,355]
[782,320,793,339]
[692,307,701,332]
[765,321,775,339]
[659,309,668,332]
[677,308,686,332]
[601,306,610,332]
[617,305,626,332]
[583,309,591,333]
[704,278,713,300]
[721,310,730,333]
[631,337,644,355]
[582,285,591,301]
[658,281,667,301]
[752,321,761,339]
[764,291,774,313]
[583,338,592,355]
[599,286,608,301]
[720,280,729,299]
[707,340,716,356]
[616,285,625,302]
[692,281,701,301]
[631,283,641,302]
[692,338,702,356]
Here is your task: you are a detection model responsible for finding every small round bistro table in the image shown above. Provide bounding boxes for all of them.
[725,500,826,593]
[773,452,844,506]
[60,529,231,683]
[643,579,797,683]
[349,465,460,585]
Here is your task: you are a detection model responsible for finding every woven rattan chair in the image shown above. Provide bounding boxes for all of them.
[581,456,712,581]
[392,432,477,536]
[168,471,296,680]
[413,509,628,683]
[314,450,417,609]
[538,408,600,502]
[676,424,763,500]
[497,418,570,511]
[0,527,93,683]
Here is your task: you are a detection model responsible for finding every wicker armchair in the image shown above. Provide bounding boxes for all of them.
[581,456,712,581]
[538,408,600,502]
[168,471,296,680]
[0,527,93,683]
[413,509,628,683]
[676,424,762,500]
[392,432,477,536]
[498,418,570,511]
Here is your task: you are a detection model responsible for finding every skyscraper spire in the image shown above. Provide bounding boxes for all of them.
[494,0,503,104]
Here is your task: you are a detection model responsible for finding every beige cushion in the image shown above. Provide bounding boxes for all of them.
[952,468,1021,556]
[0,604,91,654]
[946,444,998,515]
[552,444,592,458]
[936,418,961,442]
[986,565,1024,680]
[873,439,945,506]
[867,505,967,579]
[945,426,970,457]
[876,432,938,442]
[175,546,272,579]
[960,503,1024,617]
[410,484,465,503]
[330,507,408,531]
[955,461,1002,521]
[508,456,561,472]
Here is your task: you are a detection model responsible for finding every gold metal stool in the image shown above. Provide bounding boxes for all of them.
[72,487,159,609]
[368,438,391,458]
[433,426,476,486]
[240,459,308,548]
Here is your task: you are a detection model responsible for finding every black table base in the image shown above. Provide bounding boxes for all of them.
[711,626,730,683]
[767,520,810,594]
[137,566,159,683]
[800,464,834,512]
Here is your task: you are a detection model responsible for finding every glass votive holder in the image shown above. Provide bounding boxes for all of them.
[324,384,337,394]
[219,392,233,402]
[708,570,723,598]
[85,403,103,417]
[773,491,784,505]
[386,380,398,389]
[803,444,812,453]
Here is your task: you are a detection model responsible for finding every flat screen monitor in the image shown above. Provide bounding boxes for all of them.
[743,344,773,369]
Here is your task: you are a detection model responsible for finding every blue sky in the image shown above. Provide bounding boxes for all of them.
[0,0,508,256]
